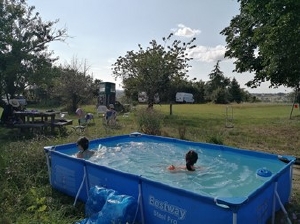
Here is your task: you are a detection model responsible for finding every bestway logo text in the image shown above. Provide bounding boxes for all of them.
[149,195,187,220]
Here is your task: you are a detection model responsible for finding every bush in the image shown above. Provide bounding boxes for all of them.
[206,135,224,145]
[135,108,163,135]
[178,126,186,140]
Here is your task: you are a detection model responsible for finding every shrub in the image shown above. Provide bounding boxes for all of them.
[135,108,162,135]
[178,126,186,140]
[206,135,224,145]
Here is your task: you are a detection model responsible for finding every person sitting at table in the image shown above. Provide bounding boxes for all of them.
[0,99,23,125]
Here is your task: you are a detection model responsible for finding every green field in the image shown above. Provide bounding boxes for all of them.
[0,103,299,223]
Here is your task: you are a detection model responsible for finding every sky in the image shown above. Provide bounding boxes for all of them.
[27,0,292,93]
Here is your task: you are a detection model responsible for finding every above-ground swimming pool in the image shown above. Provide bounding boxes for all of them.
[44,133,295,224]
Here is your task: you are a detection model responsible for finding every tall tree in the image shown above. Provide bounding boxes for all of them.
[112,33,196,108]
[205,60,230,103]
[192,80,206,104]
[211,87,230,104]
[0,0,67,104]
[53,58,94,112]
[228,77,243,103]
[220,0,300,91]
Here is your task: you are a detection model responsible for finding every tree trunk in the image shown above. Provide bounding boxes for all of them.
[290,87,299,119]
[147,102,154,109]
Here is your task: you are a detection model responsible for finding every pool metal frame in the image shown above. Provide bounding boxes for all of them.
[44,133,295,224]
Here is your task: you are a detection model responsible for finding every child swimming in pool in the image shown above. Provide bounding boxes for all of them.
[167,150,198,171]
[76,136,95,159]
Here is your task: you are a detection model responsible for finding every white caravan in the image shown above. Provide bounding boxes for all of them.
[138,92,160,103]
[175,92,194,103]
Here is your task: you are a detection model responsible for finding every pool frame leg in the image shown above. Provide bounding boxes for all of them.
[137,181,145,224]
[272,181,292,224]
[232,212,237,224]
[73,165,87,206]
[44,148,53,185]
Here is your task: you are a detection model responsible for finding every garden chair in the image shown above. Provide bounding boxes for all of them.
[85,113,95,123]
[97,105,108,117]
[72,118,90,135]
[103,104,117,126]
[76,107,94,123]
[73,107,95,135]
[104,113,117,126]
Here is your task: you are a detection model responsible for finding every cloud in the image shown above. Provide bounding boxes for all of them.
[107,57,116,64]
[171,24,226,62]
[172,24,201,38]
[188,45,226,63]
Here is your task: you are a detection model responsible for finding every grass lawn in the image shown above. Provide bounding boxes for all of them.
[0,103,299,223]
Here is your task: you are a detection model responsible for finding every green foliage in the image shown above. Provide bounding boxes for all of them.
[0,137,84,224]
[178,125,187,139]
[221,0,300,89]
[112,33,196,108]
[52,58,95,112]
[191,80,206,104]
[204,61,250,104]
[135,108,163,135]
[118,59,251,105]
[228,77,243,103]
[25,188,48,219]
[0,0,67,99]
[206,135,224,145]
[207,60,230,91]
[205,61,230,103]
[211,87,230,104]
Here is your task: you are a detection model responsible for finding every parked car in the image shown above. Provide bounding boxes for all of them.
[2,95,27,106]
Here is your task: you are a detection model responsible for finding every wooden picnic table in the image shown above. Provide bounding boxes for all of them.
[13,110,72,134]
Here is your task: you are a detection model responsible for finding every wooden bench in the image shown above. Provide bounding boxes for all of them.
[52,119,73,127]
[52,119,73,134]
[13,119,73,135]
[14,123,46,129]
[13,123,46,134]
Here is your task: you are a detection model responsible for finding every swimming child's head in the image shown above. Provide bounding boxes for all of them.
[77,136,89,151]
[185,150,198,171]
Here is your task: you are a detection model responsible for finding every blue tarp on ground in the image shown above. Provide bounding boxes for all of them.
[76,186,137,224]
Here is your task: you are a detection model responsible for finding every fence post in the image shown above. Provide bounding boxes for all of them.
[170,102,173,115]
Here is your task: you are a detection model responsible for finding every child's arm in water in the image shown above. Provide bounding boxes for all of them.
[168,165,176,171]
[167,164,202,172]
[167,165,187,172]
[77,150,95,159]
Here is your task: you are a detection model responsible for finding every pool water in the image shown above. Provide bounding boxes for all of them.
[68,140,284,198]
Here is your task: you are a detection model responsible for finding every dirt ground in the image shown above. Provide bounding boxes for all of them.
[286,165,300,223]
[293,166,300,190]
[268,165,300,224]
[292,165,300,201]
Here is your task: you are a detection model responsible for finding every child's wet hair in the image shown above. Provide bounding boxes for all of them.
[77,136,89,151]
[185,150,198,171]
